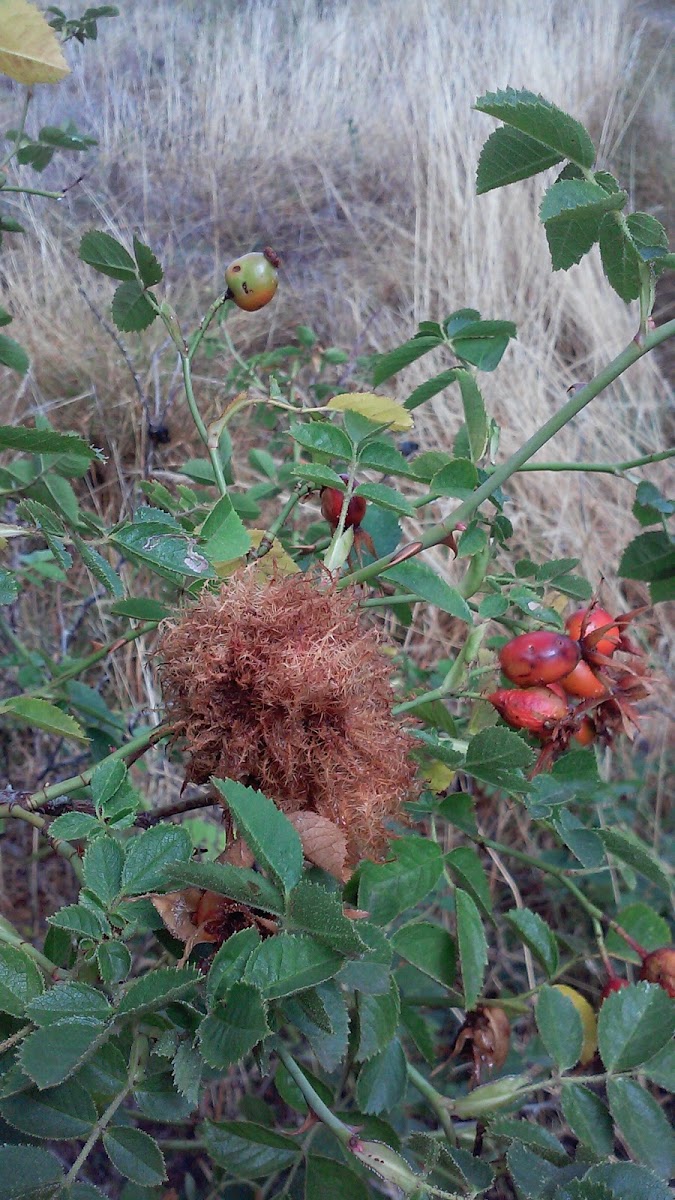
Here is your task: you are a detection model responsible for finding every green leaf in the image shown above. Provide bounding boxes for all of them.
[625,212,669,261]
[103,1128,166,1186]
[172,1041,203,1108]
[290,420,352,460]
[120,825,192,895]
[403,367,460,412]
[356,980,400,1062]
[305,1155,369,1200]
[132,235,163,286]
[83,835,124,906]
[0,1144,63,1198]
[450,320,517,372]
[199,494,251,562]
[604,903,671,964]
[97,941,131,985]
[47,903,108,939]
[27,982,112,1026]
[0,569,18,606]
[168,860,284,915]
[598,213,643,302]
[110,598,169,621]
[641,1040,675,1091]
[0,426,98,459]
[607,1077,674,1179]
[540,180,625,223]
[73,536,124,597]
[598,828,671,893]
[337,923,392,995]
[490,1116,569,1165]
[598,982,675,1071]
[381,559,472,622]
[505,909,558,976]
[561,1084,614,1158]
[536,985,583,1071]
[90,759,128,812]
[244,934,343,999]
[211,779,303,894]
[456,370,488,459]
[354,482,415,517]
[633,481,675,527]
[464,726,534,792]
[445,846,492,917]
[1,697,86,742]
[506,1142,563,1199]
[372,335,443,386]
[282,980,349,1073]
[456,889,487,1009]
[476,124,563,193]
[286,881,366,954]
[391,921,456,987]
[428,457,479,500]
[540,180,627,270]
[80,230,137,280]
[0,946,44,1018]
[207,927,262,1007]
[198,983,269,1068]
[49,812,100,841]
[358,838,444,924]
[112,280,157,332]
[357,441,415,477]
[577,1163,672,1200]
[0,1079,96,1141]
[475,88,596,168]
[356,1037,407,1114]
[20,1018,108,1089]
[290,463,347,490]
[203,1120,299,1179]
[117,968,199,1017]
[0,334,29,375]
[619,530,675,586]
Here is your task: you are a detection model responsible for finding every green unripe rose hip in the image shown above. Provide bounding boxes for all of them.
[225,247,280,311]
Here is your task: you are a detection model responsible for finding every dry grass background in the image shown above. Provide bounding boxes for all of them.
[0,0,672,708]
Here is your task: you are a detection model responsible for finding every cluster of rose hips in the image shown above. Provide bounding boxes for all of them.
[488,603,648,751]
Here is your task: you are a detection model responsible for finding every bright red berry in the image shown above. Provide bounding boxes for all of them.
[320,475,367,530]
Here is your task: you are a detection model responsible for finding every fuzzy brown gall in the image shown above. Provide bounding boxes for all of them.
[159,570,419,865]
[639,947,675,997]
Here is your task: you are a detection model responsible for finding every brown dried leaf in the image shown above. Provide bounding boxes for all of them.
[218,838,255,869]
[287,811,349,882]
[150,889,201,942]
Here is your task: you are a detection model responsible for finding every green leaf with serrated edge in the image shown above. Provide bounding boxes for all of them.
[168,860,284,915]
[428,457,478,497]
[540,179,626,223]
[455,370,488,460]
[73,535,124,597]
[282,980,349,1072]
[543,188,627,271]
[391,922,456,987]
[203,1120,299,1179]
[598,982,675,1071]
[27,983,111,1027]
[354,481,415,517]
[626,212,669,260]
[356,980,400,1062]
[381,560,472,622]
[357,440,415,475]
[358,838,444,925]
[650,574,675,603]
[80,230,136,280]
[0,426,99,459]
[607,1077,674,1179]
[604,903,671,964]
[553,811,604,868]
[206,926,261,1007]
[0,1079,96,1141]
[456,889,487,1009]
[112,280,157,332]
[641,1040,675,1091]
[83,835,124,907]
[243,934,342,1000]
[117,968,199,1017]
[464,725,534,792]
[490,1116,569,1164]
[110,598,168,620]
[289,420,352,460]
[476,124,563,193]
[211,779,303,894]
[371,335,443,387]
[90,759,127,810]
[619,530,675,583]
[578,1163,672,1200]
[120,825,192,895]
[446,846,493,916]
[290,463,346,489]
[97,941,131,985]
[598,829,671,893]
[0,1144,64,1198]
[286,881,366,955]
[47,904,108,939]
[172,1042,203,1108]
[506,1142,562,1200]
[505,909,558,977]
[133,235,163,286]
[451,321,517,373]
[49,812,100,841]
[0,569,18,606]
[295,988,333,1033]
[400,1003,435,1064]
[0,334,29,374]
[475,88,596,167]
[76,1042,127,1105]
[536,985,582,1071]
[0,946,44,1019]
[305,1154,370,1200]
[404,367,460,412]
[103,1127,166,1186]
[356,1037,406,1115]
[199,493,250,561]
[599,212,643,301]
[133,1071,194,1123]
[337,923,392,995]
[20,1018,109,1089]
[561,1083,614,1158]
[1,697,86,741]
[198,983,269,1068]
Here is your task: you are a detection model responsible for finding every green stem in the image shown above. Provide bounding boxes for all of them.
[26,723,171,811]
[393,625,485,715]
[0,920,65,978]
[0,88,31,170]
[359,592,419,609]
[188,292,230,361]
[340,318,675,589]
[407,1062,458,1144]
[0,1023,31,1055]
[276,1045,352,1146]
[508,447,675,475]
[0,802,83,876]
[180,354,229,496]
[64,1035,146,1185]
[0,185,64,198]
[248,484,310,562]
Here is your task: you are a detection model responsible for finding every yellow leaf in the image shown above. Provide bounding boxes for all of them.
[214,530,300,582]
[422,759,456,793]
[0,0,69,84]
[552,985,598,1065]
[326,391,413,432]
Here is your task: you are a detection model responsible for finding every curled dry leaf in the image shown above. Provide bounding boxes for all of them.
[218,837,255,869]
[286,811,349,882]
[452,1004,511,1088]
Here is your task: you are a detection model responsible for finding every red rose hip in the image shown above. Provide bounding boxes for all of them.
[566,606,620,663]
[320,475,367,530]
[498,630,580,686]
[487,686,568,737]
[639,947,675,997]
